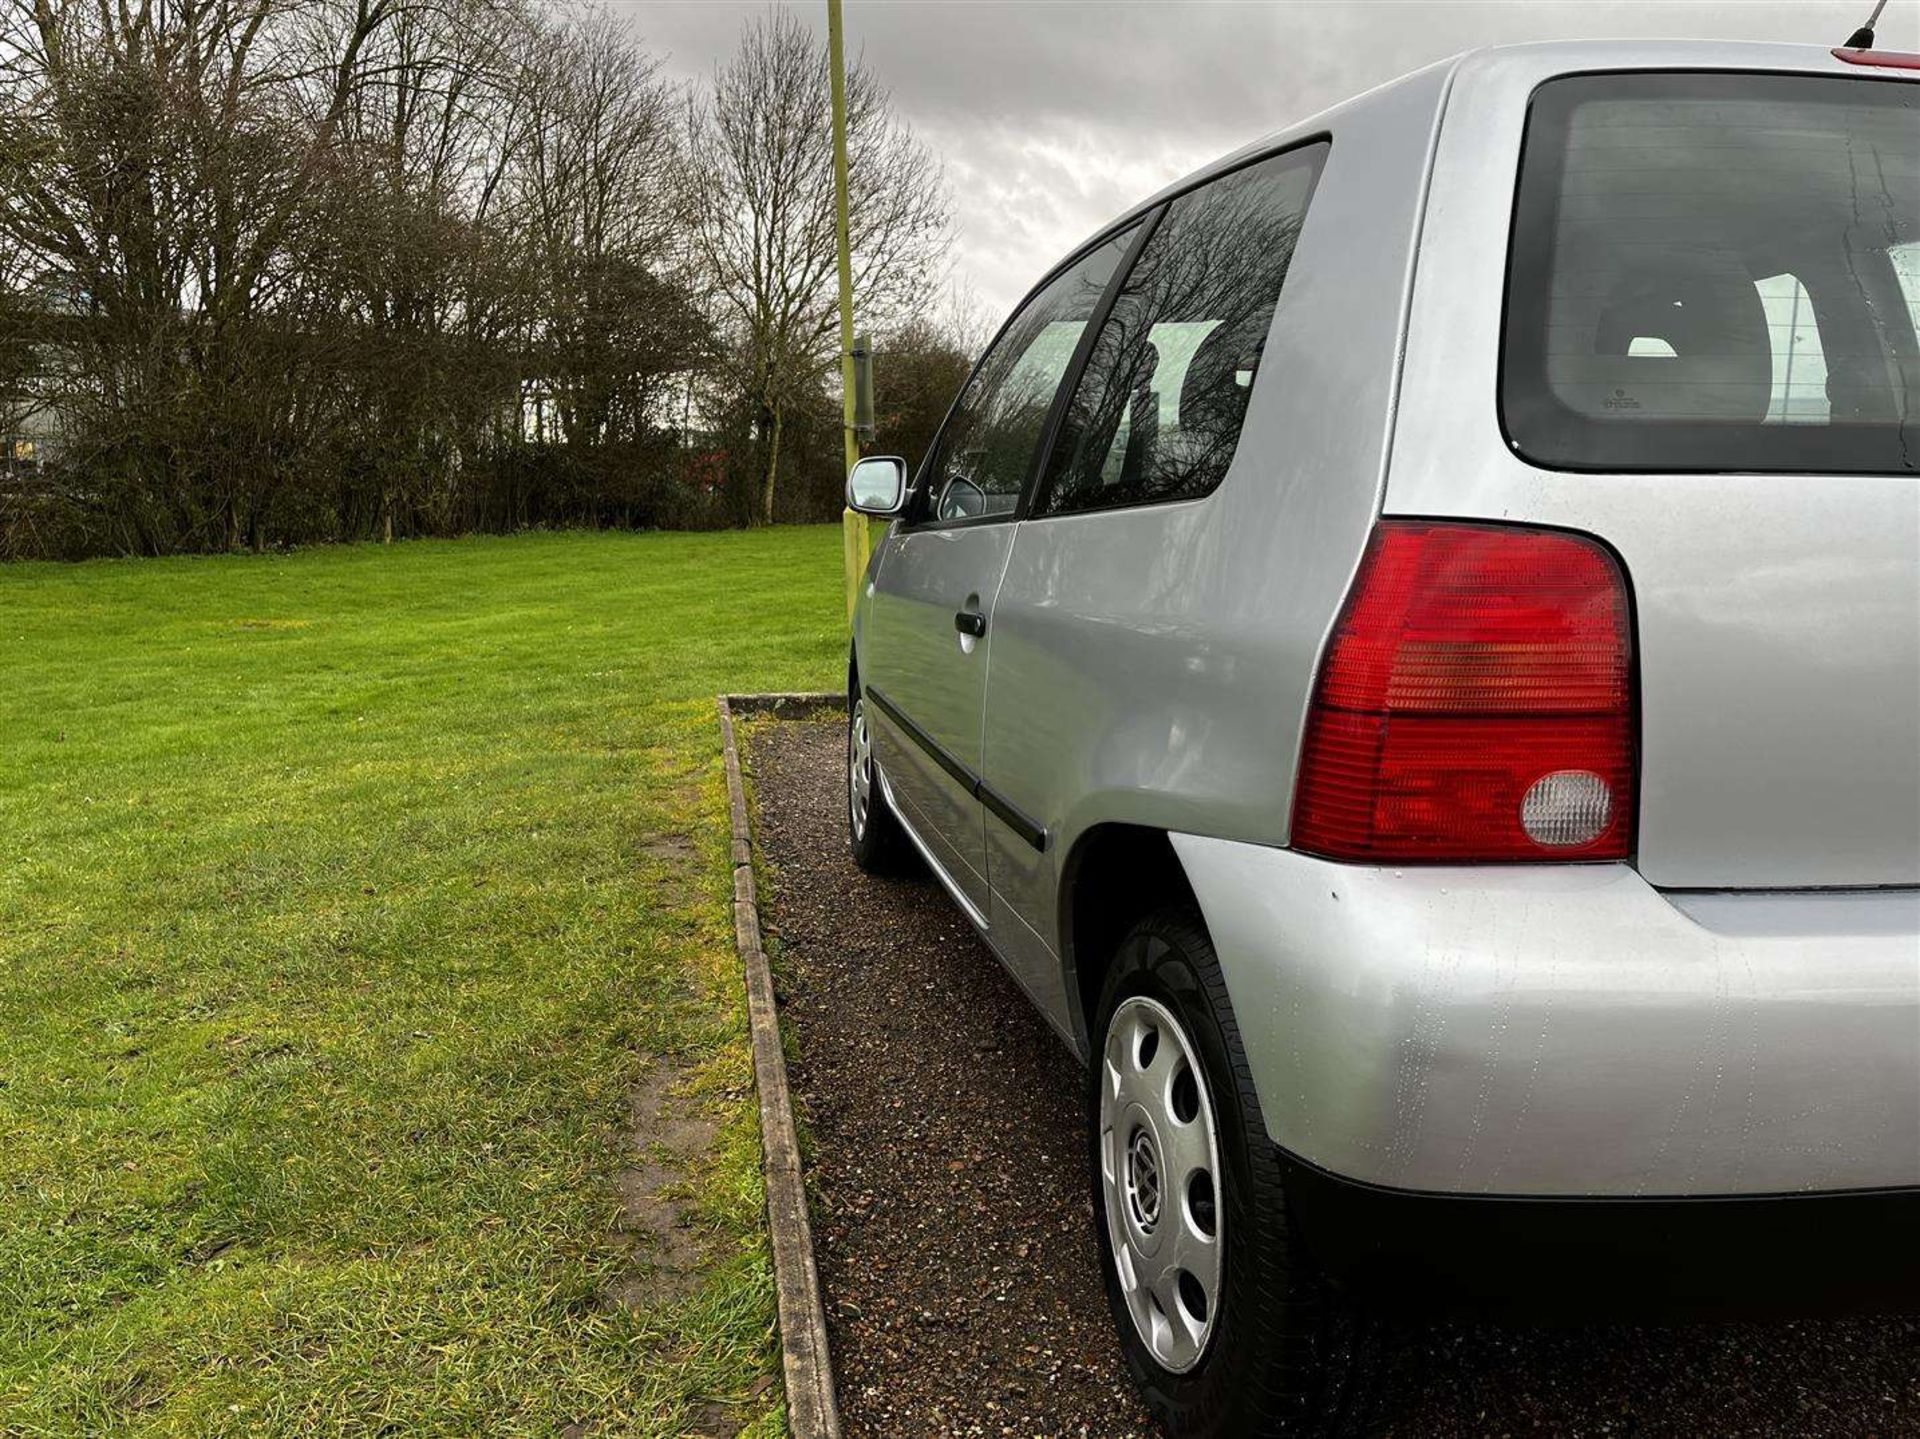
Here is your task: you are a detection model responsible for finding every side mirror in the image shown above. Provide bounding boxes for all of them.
[846,455,908,516]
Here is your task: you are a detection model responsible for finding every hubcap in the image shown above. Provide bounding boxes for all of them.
[848,699,873,840]
[1100,993,1224,1374]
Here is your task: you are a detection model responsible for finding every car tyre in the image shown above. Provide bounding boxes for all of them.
[846,686,913,875]
[1090,905,1381,1437]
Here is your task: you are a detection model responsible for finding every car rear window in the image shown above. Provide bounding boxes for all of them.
[1503,72,1919,474]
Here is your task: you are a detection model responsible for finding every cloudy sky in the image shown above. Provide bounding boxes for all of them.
[621,0,1917,321]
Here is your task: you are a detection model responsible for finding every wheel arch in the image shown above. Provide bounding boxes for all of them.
[1060,822,1203,1054]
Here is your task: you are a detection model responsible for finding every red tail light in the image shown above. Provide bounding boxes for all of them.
[1291,521,1634,862]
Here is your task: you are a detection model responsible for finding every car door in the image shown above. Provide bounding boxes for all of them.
[863,231,1137,918]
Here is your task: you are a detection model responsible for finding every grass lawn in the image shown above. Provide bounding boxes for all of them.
[0,527,846,1436]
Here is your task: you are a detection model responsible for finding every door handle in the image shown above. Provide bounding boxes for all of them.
[954,608,987,638]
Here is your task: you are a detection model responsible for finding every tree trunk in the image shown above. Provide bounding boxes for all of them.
[760,403,783,526]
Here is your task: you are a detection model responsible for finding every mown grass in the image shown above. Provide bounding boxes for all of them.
[0,528,846,1435]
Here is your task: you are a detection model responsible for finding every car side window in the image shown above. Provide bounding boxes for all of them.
[1034,143,1327,518]
[919,230,1135,524]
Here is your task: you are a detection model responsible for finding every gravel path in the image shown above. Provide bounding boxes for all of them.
[748,719,1919,1439]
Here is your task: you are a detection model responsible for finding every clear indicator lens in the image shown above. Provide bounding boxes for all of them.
[1520,769,1613,848]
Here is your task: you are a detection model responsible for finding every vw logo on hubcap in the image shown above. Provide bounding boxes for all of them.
[1126,1128,1162,1233]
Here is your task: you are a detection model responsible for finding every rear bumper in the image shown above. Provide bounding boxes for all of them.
[1281,1155,1920,1319]
[1170,836,1920,1197]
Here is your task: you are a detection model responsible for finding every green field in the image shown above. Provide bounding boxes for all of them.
[0,528,846,1435]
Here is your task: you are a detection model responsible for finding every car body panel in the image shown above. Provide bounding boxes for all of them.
[1174,832,1920,1196]
[976,62,1454,1047]
[860,523,1016,914]
[1387,43,1920,887]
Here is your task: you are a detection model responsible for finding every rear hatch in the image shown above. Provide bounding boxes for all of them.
[1493,67,1919,888]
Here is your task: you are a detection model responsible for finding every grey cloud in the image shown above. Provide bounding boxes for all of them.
[621,0,1912,318]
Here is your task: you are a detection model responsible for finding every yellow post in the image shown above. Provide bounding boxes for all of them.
[828,0,868,622]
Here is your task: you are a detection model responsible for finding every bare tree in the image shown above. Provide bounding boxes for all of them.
[688,7,948,525]
[872,310,974,475]
[510,11,708,462]
[330,0,533,539]
[0,0,417,550]
[0,238,32,420]
[0,0,925,556]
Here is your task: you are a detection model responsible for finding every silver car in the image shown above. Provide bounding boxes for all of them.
[844,39,1919,1437]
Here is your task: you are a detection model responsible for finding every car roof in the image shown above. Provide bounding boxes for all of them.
[1082,38,1910,257]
